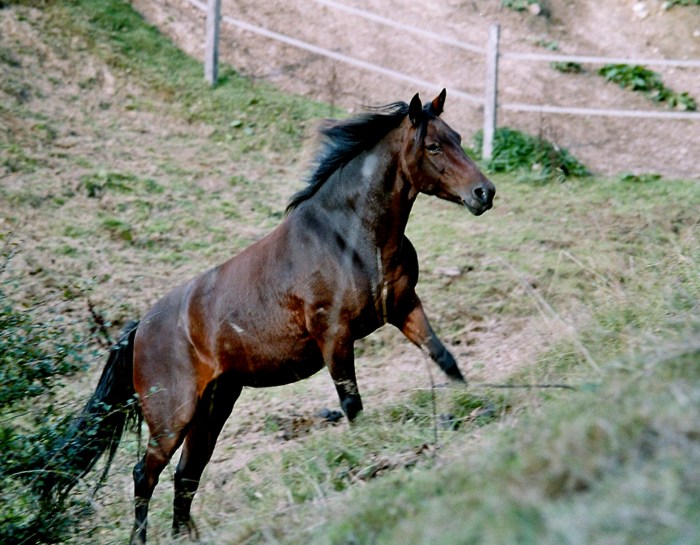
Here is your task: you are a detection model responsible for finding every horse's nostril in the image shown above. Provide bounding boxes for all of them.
[472,183,494,206]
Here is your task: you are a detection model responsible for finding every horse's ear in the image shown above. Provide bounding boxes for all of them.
[408,93,422,126]
[430,88,447,116]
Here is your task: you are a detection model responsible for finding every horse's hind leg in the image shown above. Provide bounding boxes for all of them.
[130,391,198,545]
[130,428,189,545]
[172,377,242,539]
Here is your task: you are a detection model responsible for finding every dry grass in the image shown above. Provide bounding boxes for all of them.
[1,2,699,544]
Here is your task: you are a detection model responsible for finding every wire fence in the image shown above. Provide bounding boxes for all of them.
[192,0,700,159]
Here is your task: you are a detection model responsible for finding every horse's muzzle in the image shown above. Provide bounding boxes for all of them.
[463,179,496,216]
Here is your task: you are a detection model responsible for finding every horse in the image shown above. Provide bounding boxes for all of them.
[47,89,495,544]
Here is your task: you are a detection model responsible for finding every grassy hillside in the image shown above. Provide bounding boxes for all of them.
[310,246,700,545]
[1,1,699,544]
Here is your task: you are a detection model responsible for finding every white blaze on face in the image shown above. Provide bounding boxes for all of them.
[361,153,378,181]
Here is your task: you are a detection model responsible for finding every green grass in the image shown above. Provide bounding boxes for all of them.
[44,0,326,152]
[79,172,163,198]
[294,211,700,545]
[311,348,700,545]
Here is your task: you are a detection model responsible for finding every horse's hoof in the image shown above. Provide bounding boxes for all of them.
[438,413,460,430]
[315,408,344,423]
[470,400,497,422]
[172,518,200,542]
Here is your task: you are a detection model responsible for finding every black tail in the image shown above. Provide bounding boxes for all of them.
[42,320,141,501]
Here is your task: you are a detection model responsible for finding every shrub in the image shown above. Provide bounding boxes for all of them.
[551,61,583,74]
[535,38,559,51]
[472,127,589,180]
[598,64,697,111]
[0,248,95,543]
[618,172,663,183]
[501,0,538,11]
[663,0,700,7]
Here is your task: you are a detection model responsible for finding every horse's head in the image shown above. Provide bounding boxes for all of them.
[401,89,495,216]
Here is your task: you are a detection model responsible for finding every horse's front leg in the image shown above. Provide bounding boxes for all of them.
[393,294,465,383]
[321,336,363,421]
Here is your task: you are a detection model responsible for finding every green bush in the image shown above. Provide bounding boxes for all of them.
[598,64,697,111]
[0,249,94,543]
[535,38,559,51]
[501,0,538,11]
[472,127,589,180]
[551,61,583,74]
[664,0,700,7]
[618,172,663,183]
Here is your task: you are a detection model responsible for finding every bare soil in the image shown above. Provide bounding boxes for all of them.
[132,0,700,179]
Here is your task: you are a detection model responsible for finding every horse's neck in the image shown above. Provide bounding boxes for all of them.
[318,143,415,249]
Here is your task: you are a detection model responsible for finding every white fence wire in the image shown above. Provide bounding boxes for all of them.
[191,0,700,156]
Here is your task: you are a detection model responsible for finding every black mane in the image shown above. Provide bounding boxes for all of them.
[286,101,410,213]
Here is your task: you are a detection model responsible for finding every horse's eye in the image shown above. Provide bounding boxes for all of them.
[426,143,442,154]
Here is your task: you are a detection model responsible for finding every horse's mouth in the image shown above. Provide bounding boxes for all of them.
[462,199,493,216]
[459,181,495,216]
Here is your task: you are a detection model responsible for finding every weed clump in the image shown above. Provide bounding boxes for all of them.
[598,64,697,111]
[618,172,663,183]
[472,127,589,181]
[501,0,539,11]
[551,61,583,74]
[663,0,700,7]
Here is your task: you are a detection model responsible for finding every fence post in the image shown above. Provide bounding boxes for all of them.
[205,0,222,85]
[483,23,500,161]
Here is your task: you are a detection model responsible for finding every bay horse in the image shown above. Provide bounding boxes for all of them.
[48,90,495,544]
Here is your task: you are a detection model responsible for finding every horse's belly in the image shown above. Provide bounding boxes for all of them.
[241,357,326,387]
[219,331,325,387]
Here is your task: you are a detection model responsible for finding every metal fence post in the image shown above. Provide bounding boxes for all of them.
[483,23,500,161]
[205,0,222,85]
